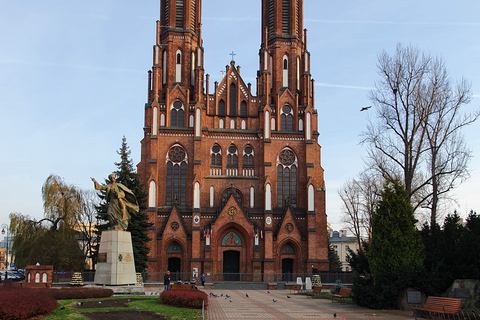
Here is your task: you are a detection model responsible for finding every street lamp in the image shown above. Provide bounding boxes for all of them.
[1,223,9,281]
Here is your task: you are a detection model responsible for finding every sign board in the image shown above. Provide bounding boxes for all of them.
[454,289,470,299]
[97,253,107,263]
[407,291,422,304]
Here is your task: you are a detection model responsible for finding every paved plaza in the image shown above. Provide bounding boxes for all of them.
[204,289,415,320]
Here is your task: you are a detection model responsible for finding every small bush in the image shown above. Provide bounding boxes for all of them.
[0,287,58,319]
[160,290,208,309]
[330,279,345,294]
[46,287,114,300]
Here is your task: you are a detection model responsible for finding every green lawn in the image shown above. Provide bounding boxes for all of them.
[43,296,203,320]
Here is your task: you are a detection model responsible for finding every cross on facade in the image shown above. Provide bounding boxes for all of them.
[230,51,236,61]
[220,69,225,78]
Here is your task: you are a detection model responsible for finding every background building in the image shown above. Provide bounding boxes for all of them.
[138,0,329,281]
[329,230,358,272]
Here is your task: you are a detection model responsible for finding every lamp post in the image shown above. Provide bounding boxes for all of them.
[1,223,9,280]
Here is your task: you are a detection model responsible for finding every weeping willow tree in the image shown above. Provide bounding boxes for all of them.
[10,175,86,270]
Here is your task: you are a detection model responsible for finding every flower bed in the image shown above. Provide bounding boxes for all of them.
[160,290,208,309]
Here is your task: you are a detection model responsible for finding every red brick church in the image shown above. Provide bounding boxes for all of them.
[138,0,329,281]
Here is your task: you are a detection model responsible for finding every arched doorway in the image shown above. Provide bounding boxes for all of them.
[223,250,240,281]
[168,257,181,281]
[282,258,294,281]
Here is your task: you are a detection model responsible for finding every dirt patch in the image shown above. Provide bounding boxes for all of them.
[80,311,170,320]
[72,298,144,309]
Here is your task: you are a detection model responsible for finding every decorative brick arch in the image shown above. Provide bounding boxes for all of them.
[276,237,302,274]
[212,222,254,279]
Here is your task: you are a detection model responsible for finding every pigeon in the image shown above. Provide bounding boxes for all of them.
[220,293,223,297]
[334,313,337,318]
[98,301,101,304]
[360,106,372,111]
[287,295,291,298]
[114,301,117,304]
[127,298,131,302]
[77,302,83,306]
[267,291,270,293]
[225,294,230,298]
[136,306,140,310]
[229,299,232,302]
[60,306,65,310]
[246,293,249,297]
[273,299,277,302]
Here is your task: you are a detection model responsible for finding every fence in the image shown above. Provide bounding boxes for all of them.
[52,271,352,285]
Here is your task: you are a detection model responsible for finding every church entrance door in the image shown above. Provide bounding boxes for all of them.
[282,258,294,281]
[168,257,181,281]
[223,250,240,281]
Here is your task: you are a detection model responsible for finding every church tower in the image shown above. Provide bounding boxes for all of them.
[138,0,329,281]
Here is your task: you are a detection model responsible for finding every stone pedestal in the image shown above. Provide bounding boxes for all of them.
[95,230,136,285]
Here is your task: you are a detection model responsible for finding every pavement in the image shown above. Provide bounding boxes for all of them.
[202,289,415,320]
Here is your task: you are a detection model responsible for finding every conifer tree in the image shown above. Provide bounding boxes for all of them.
[366,178,424,308]
[93,136,152,272]
[328,241,343,272]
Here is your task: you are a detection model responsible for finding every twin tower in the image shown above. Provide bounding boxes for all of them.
[138,0,329,280]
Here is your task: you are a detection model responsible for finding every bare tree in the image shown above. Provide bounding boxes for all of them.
[339,171,382,248]
[77,190,101,270]
[362,44,478,225]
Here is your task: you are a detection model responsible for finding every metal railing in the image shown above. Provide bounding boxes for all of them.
[52,271,353,285]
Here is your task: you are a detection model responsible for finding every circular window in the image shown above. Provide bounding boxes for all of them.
[285,223,294,233]
[212,144,220,153]
[171,222,179,231]
[228,145,236,153]
[173,101,182,109]
[169,146,185,162]
[245,146,252,154]
[282,105,291,114]
[279,149,295,166]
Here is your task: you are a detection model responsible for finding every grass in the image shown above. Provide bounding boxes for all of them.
[42,296,203,320]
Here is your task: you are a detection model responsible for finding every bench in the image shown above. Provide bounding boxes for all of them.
[331,287,352,303]
[312,286,322,294]
[169,284,196,291]
[286,284,302,294]
[412,296,462,319]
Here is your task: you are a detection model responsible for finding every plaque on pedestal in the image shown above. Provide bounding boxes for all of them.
[94,230,136,285]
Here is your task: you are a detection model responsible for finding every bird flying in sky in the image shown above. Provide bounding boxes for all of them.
[360,106,372,111]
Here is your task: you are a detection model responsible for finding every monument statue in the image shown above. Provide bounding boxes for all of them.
[92,174,139,231]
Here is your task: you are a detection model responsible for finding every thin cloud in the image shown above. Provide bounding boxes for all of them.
[315,82,372,90]
[306,19,480,27]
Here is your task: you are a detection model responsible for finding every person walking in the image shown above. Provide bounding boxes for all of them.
[201,273,206,286]
[164,271,171,291]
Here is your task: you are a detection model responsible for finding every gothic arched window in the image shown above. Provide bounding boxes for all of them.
[171,100,184,127]
[282,0,290,35]
[175,0,184,28]
[229,83,236,116]
[218,100,225,116]
[211,144,221,166]
[281,105,293,131]
[240,100,247,116]
[166,144,187,206]
[227,144,238,167]
[243,145,254,167]
[277,148,297,207]
[175,50,182,82]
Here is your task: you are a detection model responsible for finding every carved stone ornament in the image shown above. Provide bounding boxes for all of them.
[228,206,237,216]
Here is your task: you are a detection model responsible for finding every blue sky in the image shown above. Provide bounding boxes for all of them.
[1,0,479,232]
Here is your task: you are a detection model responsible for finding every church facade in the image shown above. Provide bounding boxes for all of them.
[138,0,329,281]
